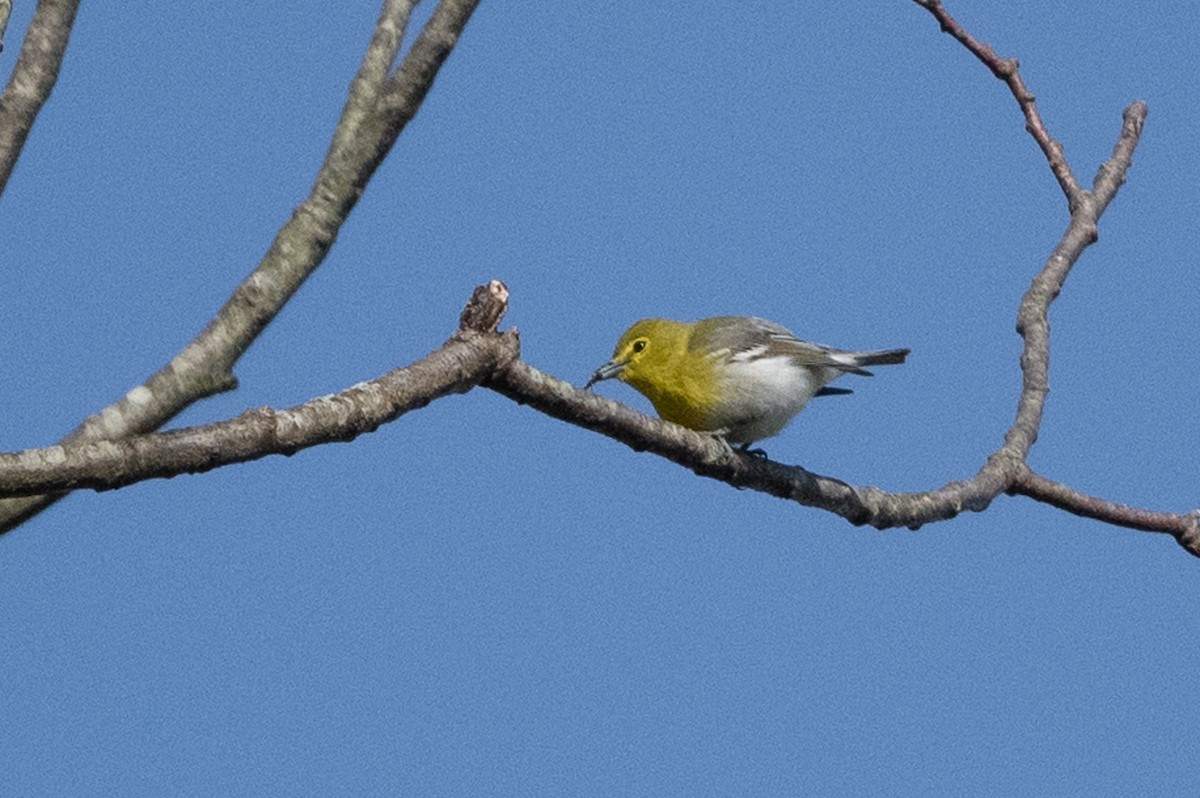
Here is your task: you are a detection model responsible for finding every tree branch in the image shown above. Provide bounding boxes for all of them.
[0,282,516,497]
[1012,468,1200,556]
[912,0,1082,206]
[0,0,81,196]
[3,269,1196,557]
[486,9,1193,554]
[0,0,482,534]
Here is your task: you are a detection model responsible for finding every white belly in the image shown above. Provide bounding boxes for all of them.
[710,355,838,444]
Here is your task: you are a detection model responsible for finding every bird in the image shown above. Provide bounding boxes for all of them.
[586,316,908,450]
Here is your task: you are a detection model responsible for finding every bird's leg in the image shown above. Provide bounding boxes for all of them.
[738,442,769,459]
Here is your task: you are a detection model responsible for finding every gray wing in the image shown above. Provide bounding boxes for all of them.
[689,316,855,369]
[687,316,782,357]
[689,316,905,375]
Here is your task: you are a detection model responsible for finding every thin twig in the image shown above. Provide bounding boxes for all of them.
[912,0,1082,207]
[1014,468,1200,554]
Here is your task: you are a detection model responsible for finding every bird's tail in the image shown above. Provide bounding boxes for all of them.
[854,348,910,367]
[832,347,910,376]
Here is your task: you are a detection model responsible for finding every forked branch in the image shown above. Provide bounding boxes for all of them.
[0,0,481,534]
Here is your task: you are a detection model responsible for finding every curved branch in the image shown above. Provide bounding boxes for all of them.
[0,0,483,534]
[3,276,1195,557]
[487,359,978,529]
[0,282,517,498]
[0,0,81,196]
[1005,102,1145,458]
[487,11,1185,551]
[1012,468,1200,555]
[912,0,1081,206]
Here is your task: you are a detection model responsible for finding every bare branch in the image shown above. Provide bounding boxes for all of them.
[0,282,517,498]
[483,12,1189,553]
[487,358,986,530]
[0,0,81,196]
[894,9,1200,555]
[381,0,481,114]
[0,0,483,534]
[912,0,1082,206]
[1012,468,1200,556]
[1006,101,1146,455]
[3,267,1195,556]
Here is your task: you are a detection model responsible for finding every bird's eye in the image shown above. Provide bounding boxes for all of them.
[631,339,647,354]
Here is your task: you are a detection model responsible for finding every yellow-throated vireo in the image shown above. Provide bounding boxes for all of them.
[586,316,908,450]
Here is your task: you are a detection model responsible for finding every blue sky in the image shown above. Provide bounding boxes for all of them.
[2,3,1198,795]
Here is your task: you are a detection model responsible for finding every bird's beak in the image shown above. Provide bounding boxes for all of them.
[585,358,626,389]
